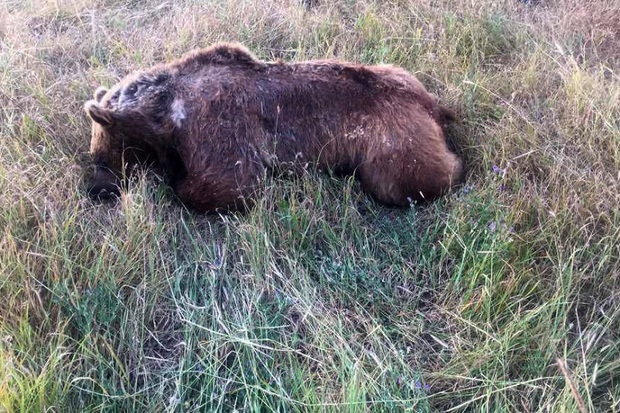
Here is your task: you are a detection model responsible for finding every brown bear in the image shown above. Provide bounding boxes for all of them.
[85,43,462,212]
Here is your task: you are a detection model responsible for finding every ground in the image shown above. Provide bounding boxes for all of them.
[0,0,619,412]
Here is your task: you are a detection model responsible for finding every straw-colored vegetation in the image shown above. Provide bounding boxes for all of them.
[1,0,619,411]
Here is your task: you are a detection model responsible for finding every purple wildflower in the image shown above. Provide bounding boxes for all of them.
[492,164,507,178]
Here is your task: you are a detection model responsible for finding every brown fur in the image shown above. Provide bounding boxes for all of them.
[84,43,462,212]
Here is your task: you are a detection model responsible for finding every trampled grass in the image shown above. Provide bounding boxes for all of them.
[1,0,619,411]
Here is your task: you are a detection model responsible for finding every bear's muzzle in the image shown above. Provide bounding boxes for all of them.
[86,166,121,200]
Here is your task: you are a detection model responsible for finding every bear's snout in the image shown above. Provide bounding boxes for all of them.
[87,182,120,200]
[86,166,121,200]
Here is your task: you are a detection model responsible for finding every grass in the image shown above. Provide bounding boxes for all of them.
[1,0,619,411]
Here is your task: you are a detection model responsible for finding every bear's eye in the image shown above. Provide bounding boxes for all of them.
[126,83,138,95]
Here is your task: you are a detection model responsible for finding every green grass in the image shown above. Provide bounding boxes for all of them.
[1,0,619,411]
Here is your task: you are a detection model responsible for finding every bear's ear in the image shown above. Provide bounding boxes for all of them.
[85,100,113,127]
[94,87,108,102]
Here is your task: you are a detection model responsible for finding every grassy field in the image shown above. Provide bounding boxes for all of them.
[1,0,619,411]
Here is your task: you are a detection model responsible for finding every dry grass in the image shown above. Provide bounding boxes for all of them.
[1,0,619,412]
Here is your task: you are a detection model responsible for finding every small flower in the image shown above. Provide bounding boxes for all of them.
[492,165,506,178]
[168,395,180,406]
[462,185,473,194]
[488,221,497,232]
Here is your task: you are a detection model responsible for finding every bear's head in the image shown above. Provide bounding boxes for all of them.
[84,70,178,199]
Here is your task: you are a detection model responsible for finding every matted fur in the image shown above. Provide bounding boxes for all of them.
[84,43,462,212]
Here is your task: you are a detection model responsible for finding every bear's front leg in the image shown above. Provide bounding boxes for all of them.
[172,166,262,213]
